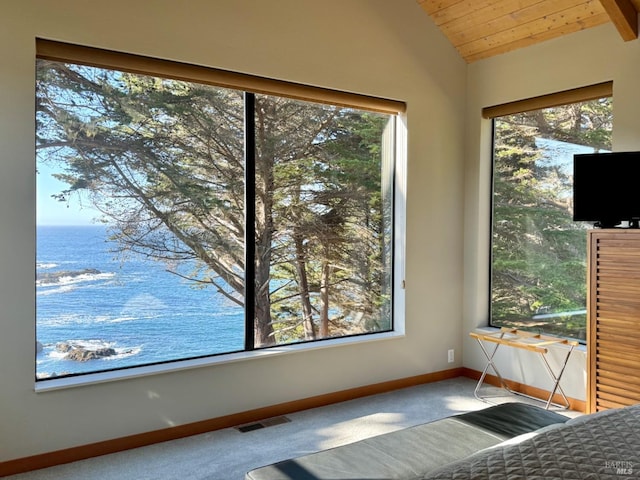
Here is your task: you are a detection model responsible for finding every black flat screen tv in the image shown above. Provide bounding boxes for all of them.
[573,151,640,228]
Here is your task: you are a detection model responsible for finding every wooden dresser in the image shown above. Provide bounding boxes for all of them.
[587,229,640,413]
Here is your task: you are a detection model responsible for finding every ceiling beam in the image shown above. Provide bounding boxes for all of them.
[599,0,639,41]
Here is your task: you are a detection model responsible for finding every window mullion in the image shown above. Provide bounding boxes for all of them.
[244,92,256,351]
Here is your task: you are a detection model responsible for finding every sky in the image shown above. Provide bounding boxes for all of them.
[37,161,97,226]
[536,137,602,171]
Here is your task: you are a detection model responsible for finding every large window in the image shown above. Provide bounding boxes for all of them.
[35,41,403,380]
[489,87,612,341]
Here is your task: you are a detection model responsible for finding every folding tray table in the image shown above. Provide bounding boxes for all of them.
[470,327,578,409]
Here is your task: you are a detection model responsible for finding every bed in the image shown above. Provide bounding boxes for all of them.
[424,402,640,479]
[246,402,640,479]
[246,402,570,479]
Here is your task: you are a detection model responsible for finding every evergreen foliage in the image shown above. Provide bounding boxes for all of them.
[491,99,612,340]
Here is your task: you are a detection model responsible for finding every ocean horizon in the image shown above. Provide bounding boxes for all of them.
[36,224,245,379]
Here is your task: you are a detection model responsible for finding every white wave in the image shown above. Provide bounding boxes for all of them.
[37,271,116,288]
[90,315,140,324]
[37,262,59,270]
[48,350,69,360]
[37,312,147,326]
[63,338,116,349]
[107,316,140,323]
[102,346,142,360]
[212,309,244,317]
[37,314,82,326]
[37,285,78,296]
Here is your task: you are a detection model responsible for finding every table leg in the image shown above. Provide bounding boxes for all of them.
[540,345,575,409]
[473,334,512,402]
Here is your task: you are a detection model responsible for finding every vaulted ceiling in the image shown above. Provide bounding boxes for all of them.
[418,0,640,63]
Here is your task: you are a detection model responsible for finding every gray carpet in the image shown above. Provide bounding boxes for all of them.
[4,377,577,480]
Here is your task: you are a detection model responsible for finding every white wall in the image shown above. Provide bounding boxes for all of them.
[0,0,467,461]
[463,23,640,402]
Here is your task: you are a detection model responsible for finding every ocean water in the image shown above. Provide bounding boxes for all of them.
[36,225,245,379]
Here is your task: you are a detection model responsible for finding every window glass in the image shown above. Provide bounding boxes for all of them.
[36,58,396,379]
[253,95,393,347]
[490,98,612,340]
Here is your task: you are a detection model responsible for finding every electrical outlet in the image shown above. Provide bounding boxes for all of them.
[447,349,454,363]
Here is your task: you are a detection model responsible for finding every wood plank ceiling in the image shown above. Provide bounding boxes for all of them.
[418,0,640,63]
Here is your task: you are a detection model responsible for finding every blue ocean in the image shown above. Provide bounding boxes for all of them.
[36,225,245,379]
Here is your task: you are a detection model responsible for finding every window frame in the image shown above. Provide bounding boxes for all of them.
[34,40,408,390]
[485,83,613,342]
[36,39,405,115]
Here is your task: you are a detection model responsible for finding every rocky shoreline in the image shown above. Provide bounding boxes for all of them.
[37,340,130,362]
[37,268,102,284]
[55,342,119,361]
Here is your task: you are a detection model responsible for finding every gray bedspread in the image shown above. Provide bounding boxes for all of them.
[246,403,568,480]
[424,403,640,479]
